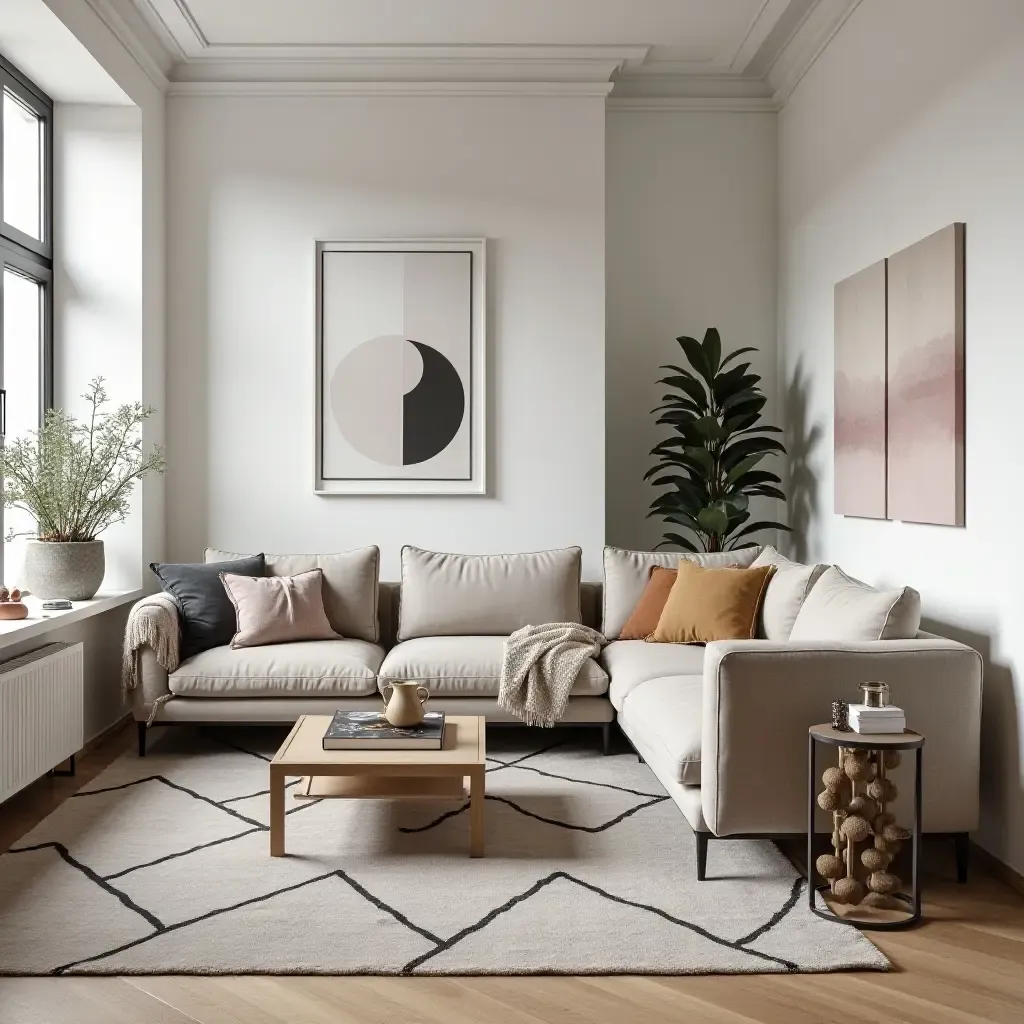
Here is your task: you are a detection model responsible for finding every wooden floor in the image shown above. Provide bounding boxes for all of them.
[1,724,1022,1024]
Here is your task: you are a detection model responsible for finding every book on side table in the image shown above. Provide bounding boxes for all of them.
[322,710,446,750]
[849,704,906,734]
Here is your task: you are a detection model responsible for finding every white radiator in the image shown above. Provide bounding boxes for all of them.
[0,642,84,804]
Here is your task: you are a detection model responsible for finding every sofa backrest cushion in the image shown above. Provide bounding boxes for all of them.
[602,545,761,640]
[788,565,921,642]
[206,547,380,643]
[750,546,828,641]
[397,546,582,640]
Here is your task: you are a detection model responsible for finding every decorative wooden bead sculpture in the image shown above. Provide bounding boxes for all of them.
[817,745,911,907]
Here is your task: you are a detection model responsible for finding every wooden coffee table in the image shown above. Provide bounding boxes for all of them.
[269,714,486,858]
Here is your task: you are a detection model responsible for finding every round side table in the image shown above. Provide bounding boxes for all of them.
[807,724,924,930]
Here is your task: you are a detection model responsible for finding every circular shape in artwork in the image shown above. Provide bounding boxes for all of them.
[330,335,465,466]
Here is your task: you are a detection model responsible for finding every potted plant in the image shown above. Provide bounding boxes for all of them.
[0,378,165,600]
[646,327,790,551]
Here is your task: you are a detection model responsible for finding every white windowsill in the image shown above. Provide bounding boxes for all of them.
[0,590,144,652]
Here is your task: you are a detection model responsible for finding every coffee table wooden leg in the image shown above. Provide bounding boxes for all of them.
[270,767,285,856]
[469,768,485,858]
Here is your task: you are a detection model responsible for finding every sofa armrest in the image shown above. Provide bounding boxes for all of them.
[700,638,982,837]
[132,645,171,720]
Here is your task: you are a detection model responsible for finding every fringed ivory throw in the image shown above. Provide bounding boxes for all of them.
[498,622,606,727]
[122,593,181,722]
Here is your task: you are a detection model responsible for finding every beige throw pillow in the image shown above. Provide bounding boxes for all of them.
[220,569,341,649]
[788,566,921,642]
[751,546,829,641]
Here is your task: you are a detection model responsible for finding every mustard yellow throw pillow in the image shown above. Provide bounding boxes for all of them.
[647,560,776,644]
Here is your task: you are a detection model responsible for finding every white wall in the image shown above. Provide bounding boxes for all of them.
[166,95,606,578]
[606,111,778,551]
[778,0,1024,872]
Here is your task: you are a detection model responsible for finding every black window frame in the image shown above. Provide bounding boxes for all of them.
[0,51,55,425]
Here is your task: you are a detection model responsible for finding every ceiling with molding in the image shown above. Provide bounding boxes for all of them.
[112,0,861,105]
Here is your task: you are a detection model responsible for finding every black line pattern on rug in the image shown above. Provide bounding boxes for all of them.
[7,842,164,932]
[198,729,275,762]
[735,876,804,947]
[0,732,869,977]
[487,757,664,798]
[484,740,567,772]
[70,775,266,829]
[53,871,340,974]
[222,779,301,805]
[399,793,669,835]
[400,871,798,974]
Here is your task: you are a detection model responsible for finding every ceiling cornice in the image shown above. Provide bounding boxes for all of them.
[116,0,861,106]
[166,80,617,99]
[607,96,779,113]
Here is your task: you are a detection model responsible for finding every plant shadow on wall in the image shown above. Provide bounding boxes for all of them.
[0,378,165,600]
[783,358,823,563]
[646,328,789,552]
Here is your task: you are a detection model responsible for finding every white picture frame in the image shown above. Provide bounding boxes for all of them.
[314,238,487,495]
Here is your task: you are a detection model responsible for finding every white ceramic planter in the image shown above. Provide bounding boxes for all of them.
[24,540,105,601]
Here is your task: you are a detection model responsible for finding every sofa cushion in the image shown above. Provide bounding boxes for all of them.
[221,569,340,649]
[168,639,384,698]
[789,566,922,642]
[751,546,828,641]
[618,676,702,785]
[397,546,582,641]
[206,547,380,643]
[380,635,608,697]
[602,545,761,640]
[600,639,705,712]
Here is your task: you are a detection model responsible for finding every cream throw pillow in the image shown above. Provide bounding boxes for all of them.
[751,546,828,641]
[220,569,340,649]
[788,566,921,642]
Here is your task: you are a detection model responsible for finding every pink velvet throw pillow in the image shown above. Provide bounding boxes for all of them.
[220,568,341,648]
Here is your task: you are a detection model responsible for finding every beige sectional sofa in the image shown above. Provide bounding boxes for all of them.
[129,543,983,879]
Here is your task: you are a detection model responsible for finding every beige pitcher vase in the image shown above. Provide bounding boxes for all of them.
[381,681,430,727]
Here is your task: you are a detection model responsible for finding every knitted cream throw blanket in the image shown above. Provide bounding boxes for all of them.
[498,622,606,728]
[121,593,181,721]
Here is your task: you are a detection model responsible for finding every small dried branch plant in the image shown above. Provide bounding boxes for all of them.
[0,378,165,543]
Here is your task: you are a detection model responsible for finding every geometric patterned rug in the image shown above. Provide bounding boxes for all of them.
[0,726,887,975]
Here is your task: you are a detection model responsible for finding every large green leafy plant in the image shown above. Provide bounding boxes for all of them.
[0,378,165,543]
[646,328,789,552]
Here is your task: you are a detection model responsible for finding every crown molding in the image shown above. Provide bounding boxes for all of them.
[607,96,779,113]
[167,80,616,99]
[83,0,172,91]
[766,0,861,104]
[117,0,858,105]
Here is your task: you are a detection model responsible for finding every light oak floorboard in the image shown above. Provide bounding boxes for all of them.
[1,724,1022,1024]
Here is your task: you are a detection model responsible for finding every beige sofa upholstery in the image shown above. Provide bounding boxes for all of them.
[129,545,983,881]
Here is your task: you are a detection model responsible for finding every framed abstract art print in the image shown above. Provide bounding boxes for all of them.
[315,238,486,494]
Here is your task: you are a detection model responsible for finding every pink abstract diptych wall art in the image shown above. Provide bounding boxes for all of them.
[834,223,965,527]
[834,260,888,519]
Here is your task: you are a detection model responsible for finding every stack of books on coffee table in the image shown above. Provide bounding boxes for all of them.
[322,710,445,750]
[849,704,906,735]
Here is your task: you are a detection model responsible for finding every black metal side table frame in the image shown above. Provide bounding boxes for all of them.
[807,724,924,930]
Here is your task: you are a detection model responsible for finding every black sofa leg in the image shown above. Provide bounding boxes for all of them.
[954,832,970,883]
[601,722,611,756]
[695,832,709,881]
[137,721,147,757]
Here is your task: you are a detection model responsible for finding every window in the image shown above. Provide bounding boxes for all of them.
[1,54,52,566]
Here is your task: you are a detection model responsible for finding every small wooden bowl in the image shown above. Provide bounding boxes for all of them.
[0,602,28,620]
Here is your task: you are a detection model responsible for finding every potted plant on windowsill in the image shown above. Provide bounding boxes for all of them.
[0,378,165,601]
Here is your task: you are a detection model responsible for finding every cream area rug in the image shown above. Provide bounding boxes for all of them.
[0,727,887,976]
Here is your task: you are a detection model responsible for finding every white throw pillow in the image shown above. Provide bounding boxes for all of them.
[398,546,582,641]
[601,545,762,640]
[751,546,828,641]
[788,566,921,642]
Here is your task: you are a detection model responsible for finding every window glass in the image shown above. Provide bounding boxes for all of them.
[2,267,42,549]
[3,90,43,241]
